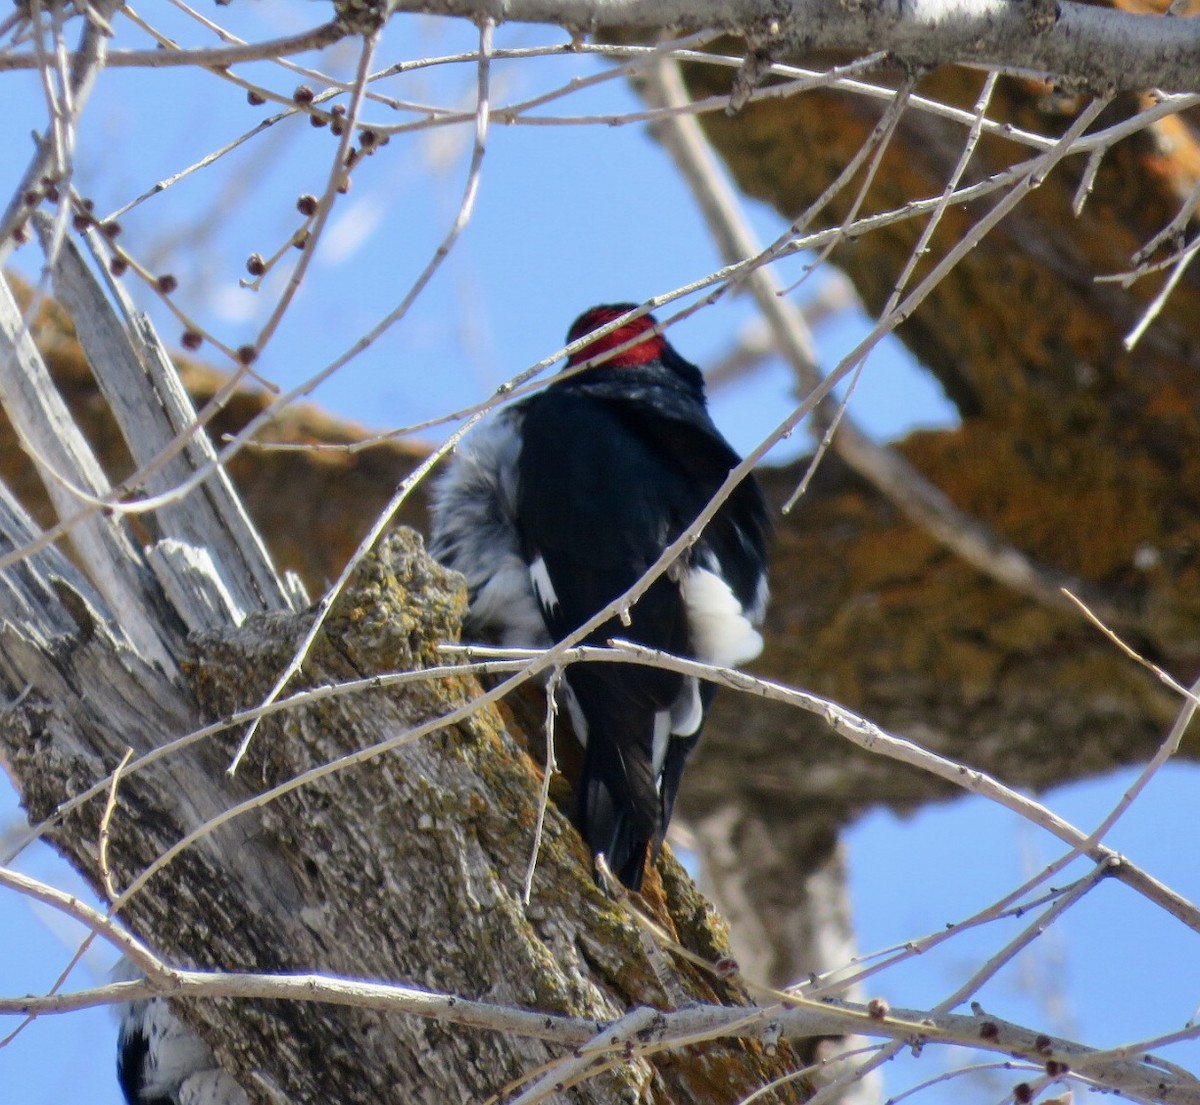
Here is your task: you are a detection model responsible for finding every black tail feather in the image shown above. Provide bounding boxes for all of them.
[580,770,652,891]
[567,665,673,892]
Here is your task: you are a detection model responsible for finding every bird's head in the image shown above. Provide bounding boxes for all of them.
[565,304,667,369]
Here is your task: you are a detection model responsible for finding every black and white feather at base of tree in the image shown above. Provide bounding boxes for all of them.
[430,303,771,891]
[115,962,249,1105]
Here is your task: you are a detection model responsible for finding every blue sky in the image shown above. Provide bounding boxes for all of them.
[1,4,1198,1103]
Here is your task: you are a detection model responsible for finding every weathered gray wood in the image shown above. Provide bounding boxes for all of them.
[0,273,180,674]
[0,483,121,650]
[0,480,282,884]
[279,569,309,610]
[146,539,247,634]
[42,222,304,617]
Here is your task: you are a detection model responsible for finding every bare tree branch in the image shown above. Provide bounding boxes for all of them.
[376,0,1200,93]
[3,965,1196,1105]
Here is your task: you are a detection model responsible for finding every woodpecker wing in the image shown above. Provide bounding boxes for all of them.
[516,379,764,887]
[516,388,695,671]
[598,398,770,839]
[615,398,770,616]
[554,354,770,615]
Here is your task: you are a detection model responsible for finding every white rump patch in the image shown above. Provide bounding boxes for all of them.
[685,566,763,668]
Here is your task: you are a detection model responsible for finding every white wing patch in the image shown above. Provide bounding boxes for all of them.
[653,557,765,773]
[668,677,703,738]
[684,564,764,668]
[651,709,673,777]
[528,554,561,617]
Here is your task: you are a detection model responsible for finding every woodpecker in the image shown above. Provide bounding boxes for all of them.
[430,304,770,890]
[116,961,248,1105]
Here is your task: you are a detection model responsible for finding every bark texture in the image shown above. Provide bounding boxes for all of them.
[0,515,810,1104]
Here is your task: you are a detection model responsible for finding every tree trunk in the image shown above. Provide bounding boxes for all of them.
[0,256,812,1104]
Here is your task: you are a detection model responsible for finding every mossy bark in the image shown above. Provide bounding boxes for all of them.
[0,524,810,1103]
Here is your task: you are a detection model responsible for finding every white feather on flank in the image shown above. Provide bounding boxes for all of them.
[472,560,550,648]
[748,570,770,625]
[561,681,589,746]
[684,564,764,669]
[429,410,550,648]
[669,677,703,737]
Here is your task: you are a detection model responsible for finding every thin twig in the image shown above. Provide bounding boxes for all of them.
[248,31,378,358]
[0,863,162,977]
[1064,588,1197,700]
[1124,234,1200,350]
[801,872,1093,1000]
[98,746,133,903]
[522,666,561,905]
[0,0,117,259]
[0,18,346,71]
[931,858,1112,1012]
[1059,590,1200,852]
[644,59,1130,626]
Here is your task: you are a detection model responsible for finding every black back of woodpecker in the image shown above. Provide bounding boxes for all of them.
[430,304,770,890]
